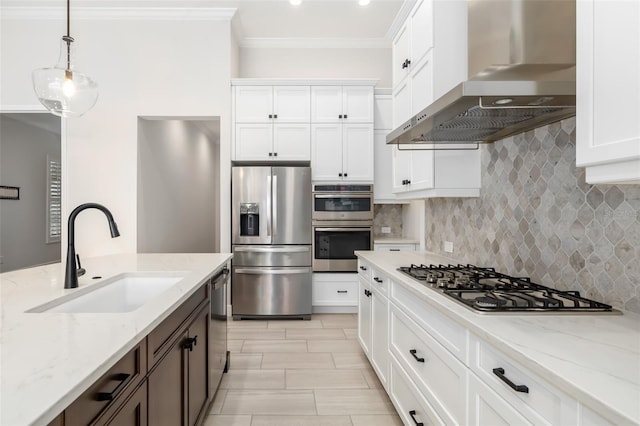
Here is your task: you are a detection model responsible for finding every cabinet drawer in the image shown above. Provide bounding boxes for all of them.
[390,357,444,426]
[312,277,358,306]
[469,334,577,425]
[373,243,417,251]
[390,304,467,424]
[357,259,371,281]
[468,372,533,426]
[369,267,389,296]
[65,340,147,426]
[147,284,208,366]
[391,282,468,363]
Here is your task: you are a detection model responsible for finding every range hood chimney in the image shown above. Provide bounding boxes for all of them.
[387,0,576,145]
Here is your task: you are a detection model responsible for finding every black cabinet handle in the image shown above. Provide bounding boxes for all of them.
[273,152,278,157]
[268,114,273,118]
[344,114,348,119]
[274,114,278,118]
[337,290,348,294]
[268,152,273,156]
[390,249,400,251]
[409,349,425,363]
[339,173,343,177]
[364,289,371,297]
[409,410,424,426]
[492,368,529,393]
[95,373,130,401]
[359,266,367,271]
[373,277,383,283]
[344,173,348,177]
[339,114,343,119]
[182,336,198,352]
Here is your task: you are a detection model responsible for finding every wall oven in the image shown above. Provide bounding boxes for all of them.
[312,184,373,272]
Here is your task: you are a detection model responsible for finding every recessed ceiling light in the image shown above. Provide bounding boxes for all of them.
[358,0,371,5]
[289,0,302,5]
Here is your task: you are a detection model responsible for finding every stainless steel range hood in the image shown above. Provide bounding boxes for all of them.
[387,0,576,145]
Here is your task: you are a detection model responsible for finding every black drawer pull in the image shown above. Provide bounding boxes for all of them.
[359,266,367,271]
[373,277,383,283]
[95,373,131,401]
[493,367,529,393]
[409,349,425,363]
[390,248,400,251]
[409,410,424,426]
[337,290,348,294]
[182,336,198,352]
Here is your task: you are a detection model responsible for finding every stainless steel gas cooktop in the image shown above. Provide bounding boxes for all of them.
[397,264,620,314]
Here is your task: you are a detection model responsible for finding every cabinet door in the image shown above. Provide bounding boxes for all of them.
[273,124,311,161]
[409,0,433,66]
[101,382,148,426]
[392,23,410,88]
[342,123,374,182]
[342,86,374,123]
[392,81,411,128]
[409,51,434,116]
[235,86,273,123]
[148,333,187,426]
[374,130,395,202]
[576,0,640,183]
[311,86,343,122]
[273,86,311,122]
[370,290,389,388]
[392,146,412,193]
[408,150,435,191]
[357,278,372,356]
[235,124,273,161]
[311,124,343,181]
[187,308,209,426]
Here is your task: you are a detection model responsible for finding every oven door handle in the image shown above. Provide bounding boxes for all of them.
[313,194,372,199]
[234,246,310,253]
[314,227,371,232]
[234,268,311,275]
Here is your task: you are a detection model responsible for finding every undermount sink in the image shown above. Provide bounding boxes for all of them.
[28,272,188,313]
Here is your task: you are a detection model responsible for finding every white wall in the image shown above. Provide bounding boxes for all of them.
[1,11,234,257]
[239,47,392,87]
[0,114,61,271]
[137,118,219,253]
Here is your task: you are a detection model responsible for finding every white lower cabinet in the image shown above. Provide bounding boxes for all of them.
[355,255,616,426]
[374,242,417,252]
[312,273,358,308]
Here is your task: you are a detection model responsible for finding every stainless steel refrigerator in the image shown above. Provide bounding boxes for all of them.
[231,166,312,319]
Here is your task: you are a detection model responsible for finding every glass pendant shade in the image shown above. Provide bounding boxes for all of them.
[32,38,98,118]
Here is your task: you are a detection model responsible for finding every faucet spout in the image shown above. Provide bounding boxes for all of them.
[64,203,120,289]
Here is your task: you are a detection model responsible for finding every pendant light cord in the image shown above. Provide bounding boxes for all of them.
[62,0,73,75]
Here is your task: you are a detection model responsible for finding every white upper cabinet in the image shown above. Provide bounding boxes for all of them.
[312,123,374,182]
[409,0,434,70]
[311,86,374,123]
[392,24,411,88]
[235,86,310,123]
[576,0,640,184]
[233,85,311,161]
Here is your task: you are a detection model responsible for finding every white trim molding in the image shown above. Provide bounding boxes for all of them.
[231,78,379,86]
[240,37,391,49]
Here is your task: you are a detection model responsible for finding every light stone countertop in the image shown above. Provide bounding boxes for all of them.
[0,253,232,426]
[355,250,640,425]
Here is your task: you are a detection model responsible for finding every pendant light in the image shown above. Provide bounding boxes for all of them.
[32,0,98,118]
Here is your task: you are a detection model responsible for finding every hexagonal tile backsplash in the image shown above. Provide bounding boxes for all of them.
[424,117,640,314]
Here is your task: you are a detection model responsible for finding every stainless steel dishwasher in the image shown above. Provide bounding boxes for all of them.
[209,265,229,398]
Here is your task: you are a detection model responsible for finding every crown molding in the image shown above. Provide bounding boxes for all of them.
[385,0,416,40]
[240,37,391,49]
[0,6,237,21]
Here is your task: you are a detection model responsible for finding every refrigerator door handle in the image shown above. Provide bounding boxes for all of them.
[266,175,272,238]
[272,174,278,239]
[234,246,310,253]
[235,268,311,275]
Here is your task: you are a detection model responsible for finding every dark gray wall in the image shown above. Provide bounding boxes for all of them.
[137,118,219,253]
[0,114,61,272]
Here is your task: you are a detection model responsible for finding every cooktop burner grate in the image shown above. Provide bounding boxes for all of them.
[397,264,617,314]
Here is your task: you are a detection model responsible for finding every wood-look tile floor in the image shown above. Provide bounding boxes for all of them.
[204,314,402,426]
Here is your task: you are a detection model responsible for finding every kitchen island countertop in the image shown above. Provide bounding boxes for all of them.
[0,253,232,426]
[355,250,640,425]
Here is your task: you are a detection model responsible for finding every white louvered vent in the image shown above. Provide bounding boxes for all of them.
[46,156,61,243]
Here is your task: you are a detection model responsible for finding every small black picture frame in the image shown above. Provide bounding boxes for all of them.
[0,185,20,200]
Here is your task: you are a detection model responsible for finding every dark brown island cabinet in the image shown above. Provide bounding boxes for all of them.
[47,273,220,426]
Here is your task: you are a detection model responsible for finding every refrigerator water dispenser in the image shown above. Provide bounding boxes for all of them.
[240,203,259,236]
